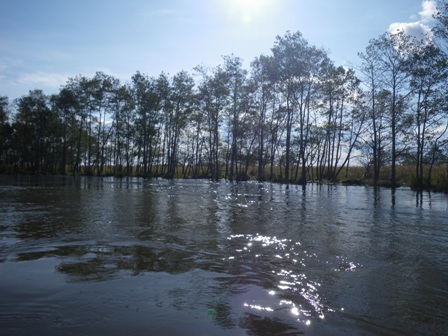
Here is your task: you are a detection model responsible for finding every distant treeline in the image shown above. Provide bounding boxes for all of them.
[1,28,448,190]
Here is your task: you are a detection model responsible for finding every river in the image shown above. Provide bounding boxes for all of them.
[0,176,447,335]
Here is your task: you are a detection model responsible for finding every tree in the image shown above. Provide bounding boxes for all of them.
[132,72,161,177]
[370,32,414,186]
[358,43,389,186]
[62,75,97,175]
[165,70,195,177]
[108,81,135,176]
[434,0,448,55]
[0,96,13,171]
[318,61,366,182]
[408,44,448,189]
[13,90,60,173]
[271,31,326,186]
[250,56,275,180]
[250,54,288,181]
[187,88,205,178]
[89,72,116,176]
[195,65,229,180]
[271,31,304,183]
[221,55,247,180]
[50,88,80,174]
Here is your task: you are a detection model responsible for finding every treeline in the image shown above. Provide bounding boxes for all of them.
[1,28,448,190]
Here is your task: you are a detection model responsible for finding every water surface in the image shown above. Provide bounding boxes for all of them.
[0,176,447,335]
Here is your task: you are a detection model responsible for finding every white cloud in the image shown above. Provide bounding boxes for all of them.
[17,71,68,90]
[419,0,437,22]
[389,21,433,41]
[18,69,137,92]
[388,0,436,43]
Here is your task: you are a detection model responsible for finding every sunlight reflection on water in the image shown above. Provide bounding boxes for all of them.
[226,233,360,327]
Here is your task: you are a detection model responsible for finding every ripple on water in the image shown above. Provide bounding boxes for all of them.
[225,233,361,328]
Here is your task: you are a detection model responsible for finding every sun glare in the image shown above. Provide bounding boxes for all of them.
[225,0,273,24]
[235,0,259,10]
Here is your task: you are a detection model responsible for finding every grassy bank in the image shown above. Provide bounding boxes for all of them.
[1,163,447,193]
[338,164,448,193]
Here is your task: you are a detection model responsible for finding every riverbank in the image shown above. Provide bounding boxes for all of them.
[1,164,447,193]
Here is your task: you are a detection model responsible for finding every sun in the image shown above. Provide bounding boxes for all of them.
[234,0,260,10]
[225,0,273,24]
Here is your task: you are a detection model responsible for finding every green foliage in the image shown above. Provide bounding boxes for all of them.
[431,173,448,193]
[340,178,365,186]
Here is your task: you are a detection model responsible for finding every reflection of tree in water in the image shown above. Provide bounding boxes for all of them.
[52,240,310,334]
[58,257,117,282]
[51,232,342,334]
[206,302,236,329]
[55,243,200,281]
[240,313,303,336]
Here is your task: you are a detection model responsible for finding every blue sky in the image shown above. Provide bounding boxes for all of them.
[0,0,437,100]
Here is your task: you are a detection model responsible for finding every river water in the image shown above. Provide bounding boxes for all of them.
[0,176,447,336]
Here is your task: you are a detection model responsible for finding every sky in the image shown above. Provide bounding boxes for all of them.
[0,0,439,101]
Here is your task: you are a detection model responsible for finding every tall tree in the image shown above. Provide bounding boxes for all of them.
[408,43,448,189]
[132,72,161,177]
[90,72,115,176]
[195,65,229,180]
[0,96,13,171]
[50,88,80,174]
[250,56,276,180]
[108,81,135,175]
[222,55,247,180]
[370,32,414,186]
[13,90,60,173]
[318,61,365,181]
[359,42,387,186]
[271,31,305,182]
[165,70,195,177]
[271,31,326,185]
[261,58,285,182]
[434,0,448,55]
